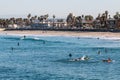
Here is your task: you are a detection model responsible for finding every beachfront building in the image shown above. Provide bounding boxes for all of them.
[66,13,94,29]
[2,11,120,31]
[113,12,120,29]
[21,14,50,29]
[93,11,109,30]
[82,20,93,29]
[93,18,116,30]
[115,19,120,29]
[107,19,116,29]
[93,19,101,29]
[81,15,94,29]
[53,22,67,28]
[50,19,67,29]
[29,17,50,29]
[66,13,76,28]
[31,22,51,29]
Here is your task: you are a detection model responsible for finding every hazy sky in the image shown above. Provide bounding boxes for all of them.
[0,0,119,18]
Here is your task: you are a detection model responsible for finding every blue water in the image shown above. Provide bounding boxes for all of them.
[0,35,120,80]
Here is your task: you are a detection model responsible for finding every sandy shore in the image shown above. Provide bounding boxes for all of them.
[0,30,120,39]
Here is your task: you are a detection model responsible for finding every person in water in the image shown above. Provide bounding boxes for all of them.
[11,47,14,51]
[98,50,101,55]
[17,42,20,46]
[43,41,45,44]
[107,58,112,62]
[102,58,112,63]
[23,35,26,39]
[72,55,89,61]
[105,48,108,53]
[69,53,72,58]
[84,55,89,60]
[80,55,89,60]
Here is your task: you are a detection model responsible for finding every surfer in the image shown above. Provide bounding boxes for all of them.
[102,58,112,63]
[84,55,89,60]
[97,37,99,39]
[21,35,26,40]
[80,55,86,60]
[107,58,112,63]
[70,55,89,61]
[80,55,89,60]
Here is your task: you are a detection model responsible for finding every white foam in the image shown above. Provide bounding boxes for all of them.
[34,37,40,40]
[99,36,120,41]
[1,31,120,41]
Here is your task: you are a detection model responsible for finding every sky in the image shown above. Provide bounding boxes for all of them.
[0,0,120,18]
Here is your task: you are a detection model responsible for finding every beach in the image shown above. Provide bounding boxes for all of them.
[0,30,120,39]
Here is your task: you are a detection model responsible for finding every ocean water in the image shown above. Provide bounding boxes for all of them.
[0,35,120,80]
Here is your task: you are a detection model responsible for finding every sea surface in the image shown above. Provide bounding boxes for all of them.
[0,34,120,80]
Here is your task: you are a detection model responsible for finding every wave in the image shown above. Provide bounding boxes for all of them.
[26,38,76,45]
[100,37,120,41]
[55,58,99,64]
[3,36,21,41]
[3,36,75,45]
[77,36,120,41]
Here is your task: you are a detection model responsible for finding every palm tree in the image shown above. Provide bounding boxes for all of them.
[85,15,89,21]
[53,14,55,27]
[105,10,108,19]
[114,12,120,20]
[10,17,15,25]
[113,12,120,29]
[75,16,82,27]
[27,13,31,24]
[38,16,41,22]
[27,13,31,19]
[66,13,74,27]
[85,15,93,21]
[34,15,37,19]
[100,13,108,29]
[40,15,44,23]
[44,14,49,21]
[97,14,101,19]
[108,15,111,19]
[82,15,84,19]
[105,11,109,29]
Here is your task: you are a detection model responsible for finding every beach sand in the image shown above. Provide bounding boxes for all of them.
[0,30,120,39]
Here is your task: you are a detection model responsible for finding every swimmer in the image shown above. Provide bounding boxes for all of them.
[17,42,20,46]
[11,47,14,51]
[105,48,108,53]
[23,35,26,39]
[98,50,101,55]
[69,53,72,58]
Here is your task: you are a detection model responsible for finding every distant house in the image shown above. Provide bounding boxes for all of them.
[8,24,18,29]
[32,19,40,23]
[116,19,120,29]
[49,19,67,29]
[54,22,67,28]
[107,19,116,29]
[93,19,101,29]
[31,22,50,29]
[82,20,93,29]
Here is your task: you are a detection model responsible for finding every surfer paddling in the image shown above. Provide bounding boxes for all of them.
[69,55,90,61]
[102,58,112,63]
